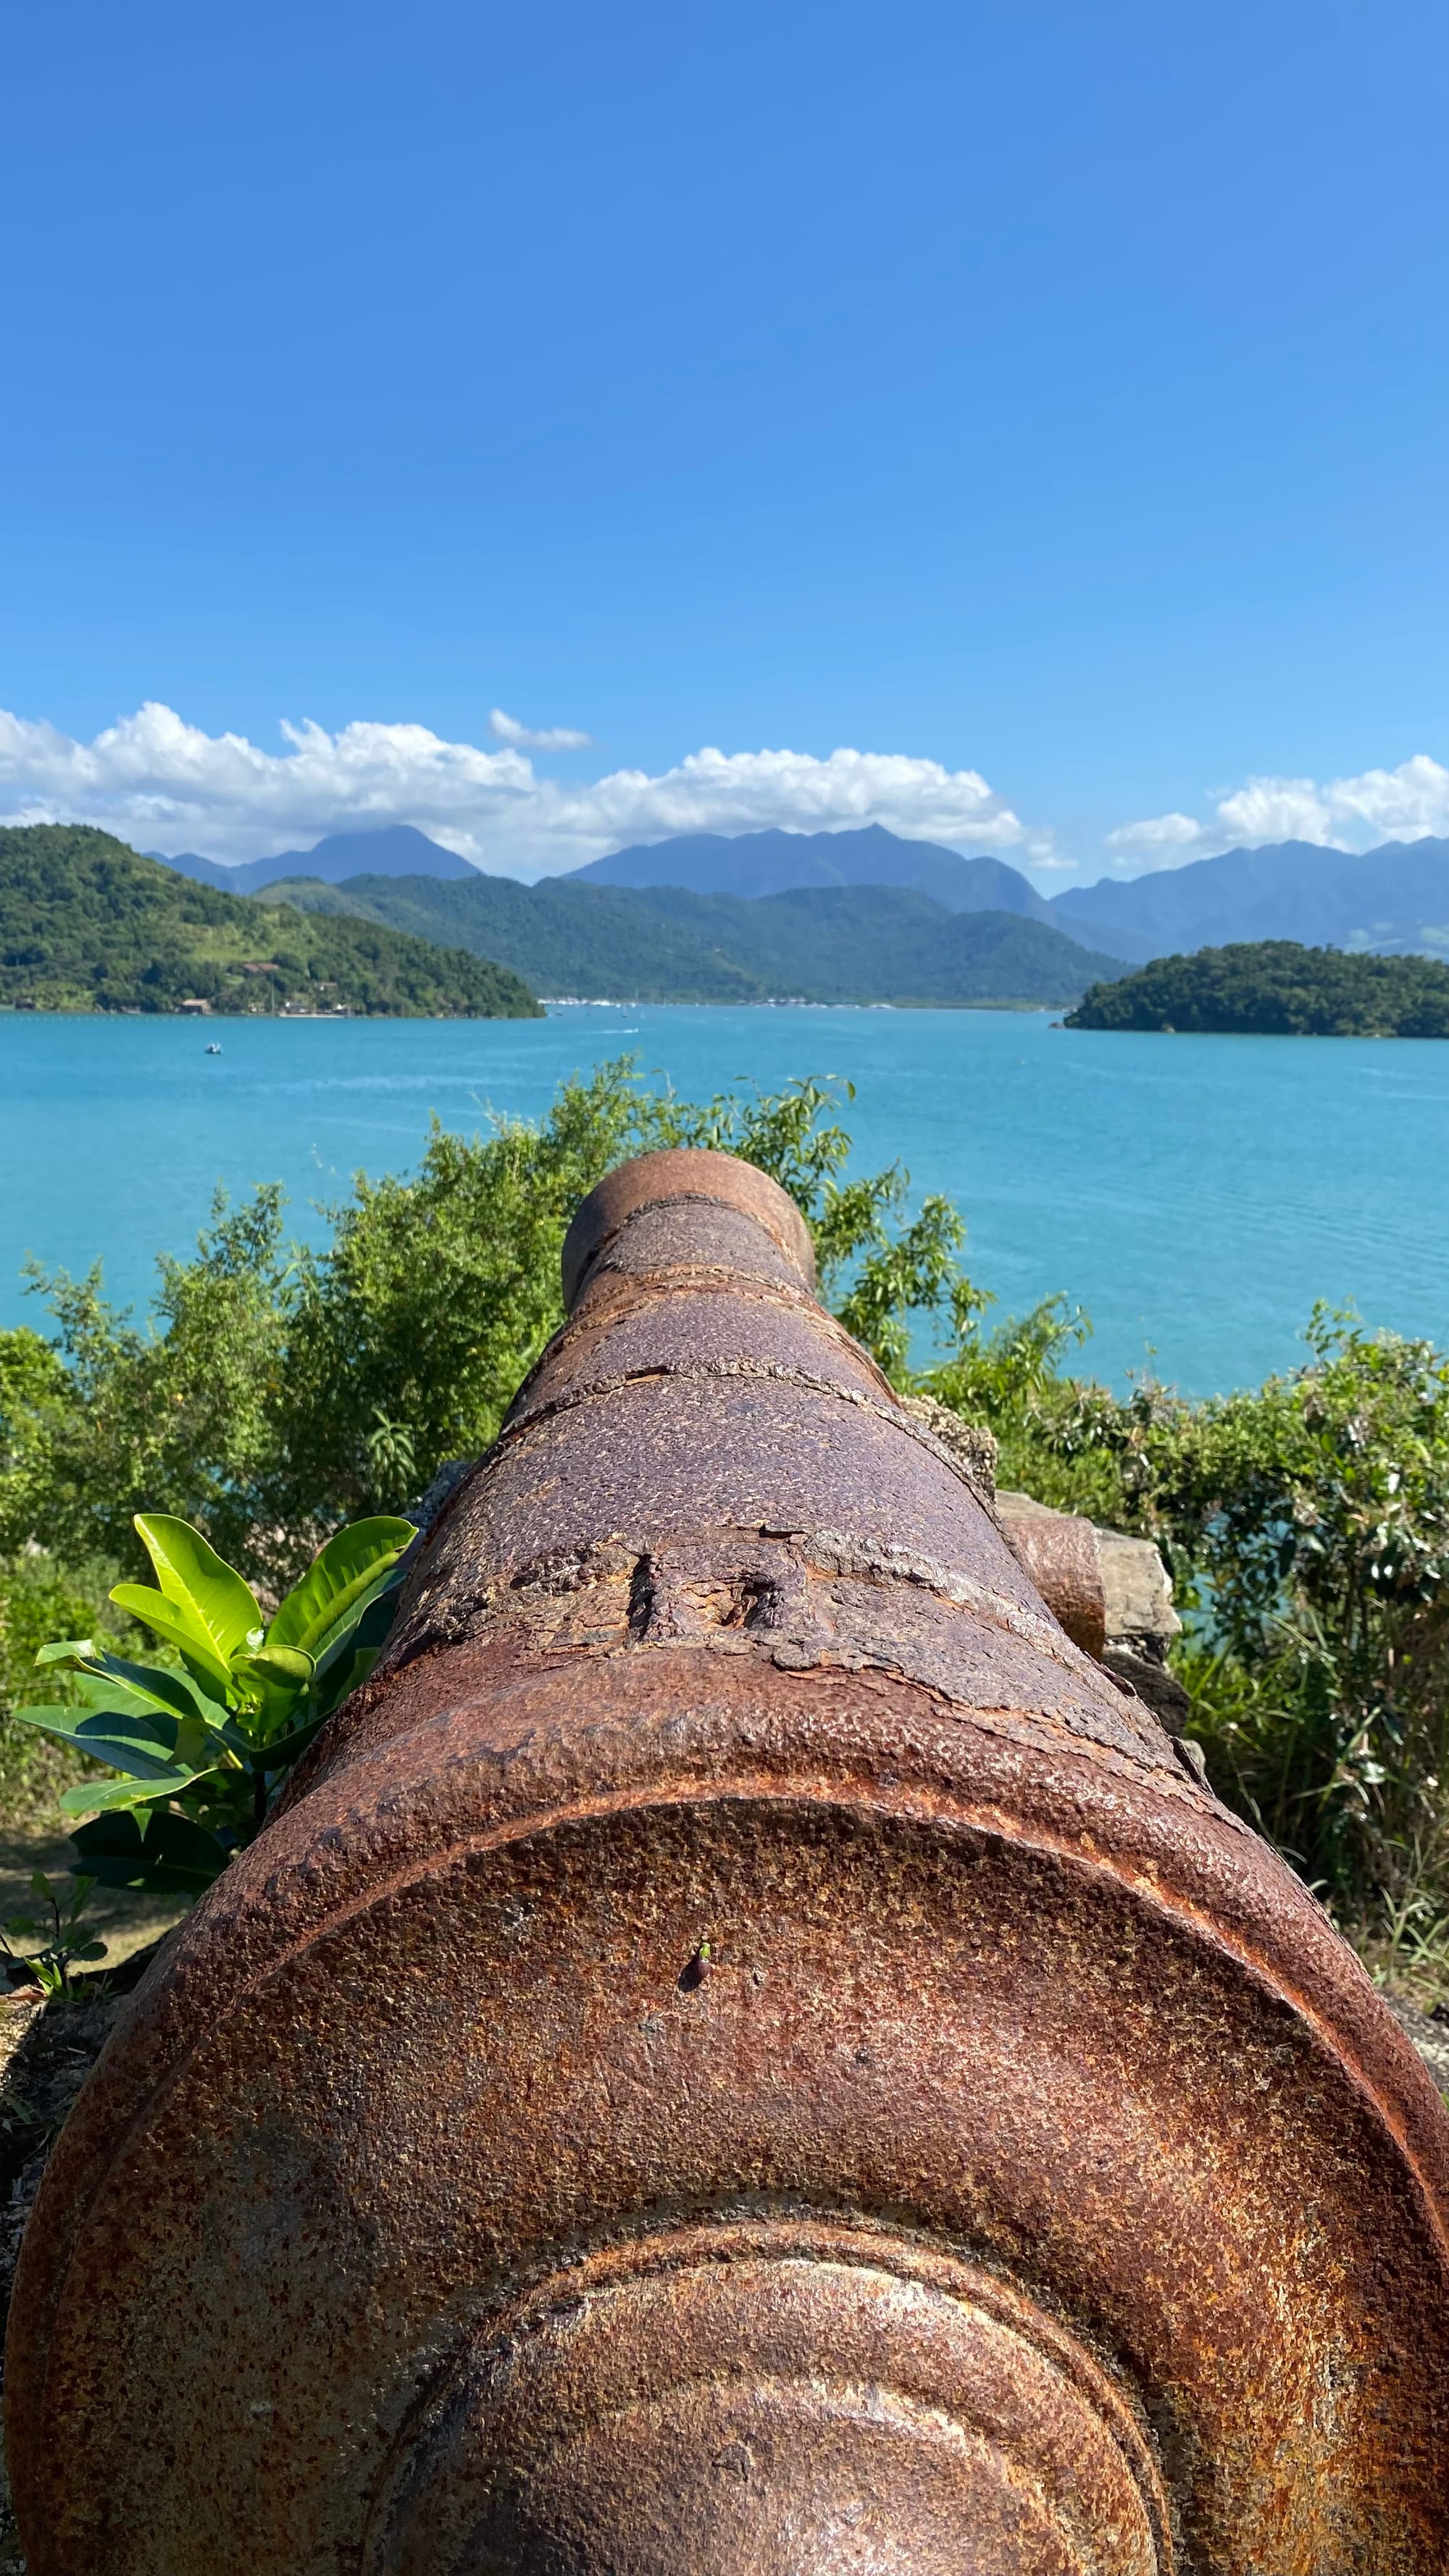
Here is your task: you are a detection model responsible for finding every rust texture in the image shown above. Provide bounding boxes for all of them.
[7,1147,1449,2575]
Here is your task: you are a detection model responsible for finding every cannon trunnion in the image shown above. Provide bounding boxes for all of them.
[8,1149,1449,2572]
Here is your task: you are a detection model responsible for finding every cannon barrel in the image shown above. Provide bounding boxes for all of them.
[8,1147,1449,2573]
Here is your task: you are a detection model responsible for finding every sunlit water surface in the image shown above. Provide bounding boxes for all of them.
[3,1005,1445,1395]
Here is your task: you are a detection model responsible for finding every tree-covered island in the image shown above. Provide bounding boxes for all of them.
[1066,939,1449,1037]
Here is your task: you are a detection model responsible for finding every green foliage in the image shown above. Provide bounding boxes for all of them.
[272,871,1122,1005]
[1066,940,1449,1036]
[633,885,1124,1005]
[0,823,541,1016]
[0,1873,106,1997]
[20,1513,412,1891]
[0,1550,138,1821]
[927,1300,1449,1937]
[273,871,765,1001]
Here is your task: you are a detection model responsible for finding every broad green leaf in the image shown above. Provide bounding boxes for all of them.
[108,1586,235,1693]
[122,1515,263,1676]
[173,1711,239,1773]
[312,1644,380,1722]
[33,1637,96,1668]
[70,1812,143,1863]
[269,1518,413,1664]
[60,1768,220,1818]
[70,1807,233,1895]
[241,1643,314,1686]
[309,1576,406,1715]
[230,1643,314,1744]
[250,1707,331,1771]
[306,1578,401,1705]
[67,1810,147,1889]
[70,1654,231,1730]
[13,1707,180,1780]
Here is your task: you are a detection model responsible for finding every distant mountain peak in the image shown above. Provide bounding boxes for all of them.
[1048,836,1449,963]
[565,824,1054,919]
[154,825,478,894]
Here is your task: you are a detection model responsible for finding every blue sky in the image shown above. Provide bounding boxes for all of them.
[2,0,1446,881]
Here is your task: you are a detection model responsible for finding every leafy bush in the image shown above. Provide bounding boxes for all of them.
[20,1511,412,1894]
[0,1549,139,1823]
[927,1302,1449,1946]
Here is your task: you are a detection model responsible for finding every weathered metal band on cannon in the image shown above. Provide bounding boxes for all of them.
[8,1148,1449,2572]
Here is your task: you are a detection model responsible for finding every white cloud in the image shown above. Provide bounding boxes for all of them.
[0,703,1032,875]
[487,707,593,751]
[7,701,1441,884]
[1103,811,1203,860]
[1108,755,1449,874]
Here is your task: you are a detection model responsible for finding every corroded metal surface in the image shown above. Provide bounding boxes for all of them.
[8,1150,1449,2574]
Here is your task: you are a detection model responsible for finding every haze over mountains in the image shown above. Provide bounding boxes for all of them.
[1052,837,1449,963]
[568,823,1449,959]
[143,820,1449,1003]
[166,821,1448,954]
[568,824,1056,920]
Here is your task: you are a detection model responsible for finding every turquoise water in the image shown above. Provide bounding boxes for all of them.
[2,1006,1445,1396]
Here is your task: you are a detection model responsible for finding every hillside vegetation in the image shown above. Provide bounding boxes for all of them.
[1066,940,1449,1035]
[270,870,764,1000]
[265,869,1121,1004]
[0,826,540,1016]
[634,883,1122,1003]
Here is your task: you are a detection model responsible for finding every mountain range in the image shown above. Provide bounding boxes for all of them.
[156,824,478,892]
[1052,837,1449,963]
[567,823,1056,919]
[156,822,1449,963]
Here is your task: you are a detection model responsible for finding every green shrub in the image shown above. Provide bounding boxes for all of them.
[927,1302,1449,1946]
[0,1550,137,1824]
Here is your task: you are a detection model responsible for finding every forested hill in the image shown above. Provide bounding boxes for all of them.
[266,869,1123,1005]
[1066,942,1449,1036]
[0,826,541,1017]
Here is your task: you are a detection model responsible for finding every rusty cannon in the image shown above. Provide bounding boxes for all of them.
[8,1147,1449,2574]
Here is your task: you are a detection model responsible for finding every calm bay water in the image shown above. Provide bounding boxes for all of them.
[1,1005,1445,1397]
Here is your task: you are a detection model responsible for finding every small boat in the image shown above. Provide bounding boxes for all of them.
[205,1042,223,1055]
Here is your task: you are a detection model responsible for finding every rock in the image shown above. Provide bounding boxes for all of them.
[900,1397,997,1501]
[995,1491,1191,1734]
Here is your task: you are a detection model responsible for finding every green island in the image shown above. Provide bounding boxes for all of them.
[2,1063,1446,2023]
[0,825,541,1017]
[1066,939,1449,1036]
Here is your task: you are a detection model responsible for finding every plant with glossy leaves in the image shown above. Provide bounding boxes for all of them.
[19,1510,412,1895]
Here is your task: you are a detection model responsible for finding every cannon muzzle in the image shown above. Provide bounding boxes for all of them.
[8,1148,1449,2572]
